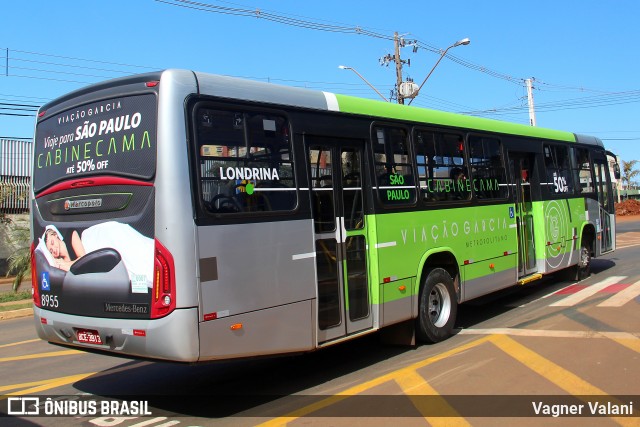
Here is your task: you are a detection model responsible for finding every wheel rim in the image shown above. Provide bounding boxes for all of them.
[579,246,590,268]
[428,283,452,328]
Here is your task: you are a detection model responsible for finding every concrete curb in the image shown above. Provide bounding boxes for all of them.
[0,306,33,320]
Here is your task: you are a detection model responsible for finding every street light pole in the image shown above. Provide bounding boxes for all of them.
[393,32,405,104]
[338,65,389,102]
[525,78,537,126]
[407,37,470,106]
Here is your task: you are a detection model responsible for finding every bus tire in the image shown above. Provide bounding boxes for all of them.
[416,268,457,343]
[564,238,591,282]
[574,240,591,281]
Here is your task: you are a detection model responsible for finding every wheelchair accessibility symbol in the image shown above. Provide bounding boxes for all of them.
[41,272,50,291]
[509,207,515,219]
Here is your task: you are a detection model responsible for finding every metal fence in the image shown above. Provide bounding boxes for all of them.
[0,139,32,214]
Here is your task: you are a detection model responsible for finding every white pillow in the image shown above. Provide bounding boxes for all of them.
[35,238,56,266]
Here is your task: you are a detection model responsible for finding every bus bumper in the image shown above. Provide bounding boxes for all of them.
[33,307,200,362]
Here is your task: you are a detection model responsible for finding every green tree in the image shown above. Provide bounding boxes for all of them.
[622,160,640,189]
[5,223,31,291]
[0,184,12,225]
[1,182,31,291]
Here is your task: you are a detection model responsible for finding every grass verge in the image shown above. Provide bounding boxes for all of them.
[0,291,31,303]
[0,302,32,312]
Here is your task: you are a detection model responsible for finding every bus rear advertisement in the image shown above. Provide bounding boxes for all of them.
[30,69,618,362]
[32,92,170,322]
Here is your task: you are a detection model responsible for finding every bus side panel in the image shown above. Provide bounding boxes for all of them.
[197,219,316,355]
[373,205,518,305]
[537,199,572,274]
[198,300,314,360]
[539,198,597,274]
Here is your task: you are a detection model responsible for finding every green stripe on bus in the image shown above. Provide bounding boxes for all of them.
[334,94,576,142]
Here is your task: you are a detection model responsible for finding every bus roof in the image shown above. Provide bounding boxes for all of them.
[41,69,588,145]
[193,70,578,143]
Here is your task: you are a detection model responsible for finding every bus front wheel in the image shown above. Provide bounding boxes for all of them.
[417,268,457,343]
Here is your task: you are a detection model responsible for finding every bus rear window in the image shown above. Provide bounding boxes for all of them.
[195,107,296,214]
[33,94,157,193]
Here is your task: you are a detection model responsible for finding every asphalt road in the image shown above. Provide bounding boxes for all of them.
[2,219,640,426]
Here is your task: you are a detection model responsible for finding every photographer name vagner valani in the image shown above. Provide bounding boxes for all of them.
[532,400,635,417]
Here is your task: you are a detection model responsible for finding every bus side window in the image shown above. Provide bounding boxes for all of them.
[468,135,508,200]
[196,108,297,215]
[573,147,594,194]
[309,147,336,233]
[543,144,573,196]
[414,130,469,203]
[373,126,416,206]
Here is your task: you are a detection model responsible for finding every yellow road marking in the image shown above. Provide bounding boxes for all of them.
[0,372,96,399]
[395,370,470,426]
[255,335,491,426]
[259,332,638,425]
[460,328,640,340]
[608,335,640,354]
[0,378,55,393]
[0,339,40,349]
[489,334,635,427]
[489,334,606,394]
[0,349,82,363]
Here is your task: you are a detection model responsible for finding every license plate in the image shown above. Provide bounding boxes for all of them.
[76,329,103,345]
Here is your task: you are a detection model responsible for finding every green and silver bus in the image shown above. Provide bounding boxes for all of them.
[30,69,618,361]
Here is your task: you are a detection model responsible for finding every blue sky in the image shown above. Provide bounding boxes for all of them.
[1,0,639,163]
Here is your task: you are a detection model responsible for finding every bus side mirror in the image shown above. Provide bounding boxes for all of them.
[614,164,621,180]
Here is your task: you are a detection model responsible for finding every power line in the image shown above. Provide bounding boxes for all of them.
[460,90,640,116]
[0,102,39,108]
[155,0,529,86]
[2,48,156,71]
[0,112,35,117]
[154,0,640,124]
[1,1,637,129]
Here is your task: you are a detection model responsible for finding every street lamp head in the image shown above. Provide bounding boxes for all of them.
[454,37,471,47]
[338,64,389,102]
[406,36,471,106]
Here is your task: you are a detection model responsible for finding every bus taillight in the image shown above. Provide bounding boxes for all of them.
[151,239,176,318]
[31,242,41,307]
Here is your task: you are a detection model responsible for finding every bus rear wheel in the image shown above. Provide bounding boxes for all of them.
[417,268,457,343]
[563,238,591,282]
[574,240,591,281]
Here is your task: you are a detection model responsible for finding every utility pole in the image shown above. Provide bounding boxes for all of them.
[380,32,414,104]
[525,78,536,126]
[393,32,405,105]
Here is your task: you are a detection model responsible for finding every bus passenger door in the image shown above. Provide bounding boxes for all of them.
[593,152,615,254]
[307,137,372,343]
[509,152,538,276]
